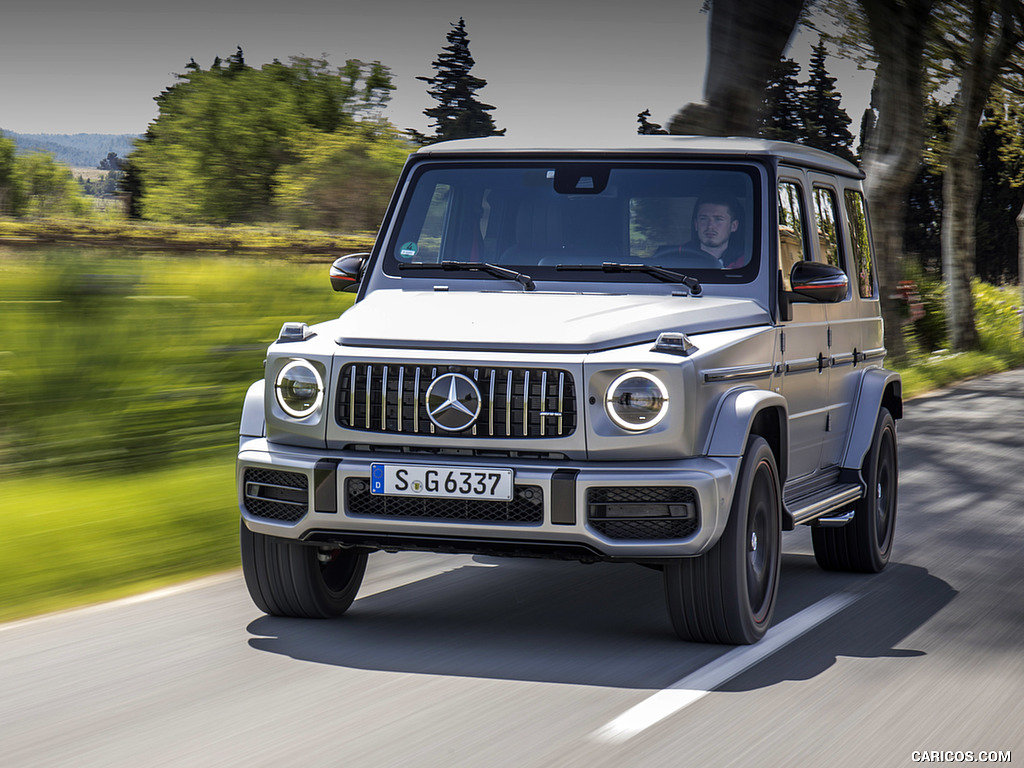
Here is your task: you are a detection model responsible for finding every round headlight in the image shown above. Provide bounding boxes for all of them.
[275,360,324,418]
[605,371,669,431]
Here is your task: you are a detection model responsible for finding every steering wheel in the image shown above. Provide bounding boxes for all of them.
[650,245,722,269]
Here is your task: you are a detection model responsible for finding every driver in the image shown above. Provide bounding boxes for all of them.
[693,194,746,269]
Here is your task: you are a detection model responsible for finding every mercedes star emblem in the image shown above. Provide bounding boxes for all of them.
[425,373,482,432]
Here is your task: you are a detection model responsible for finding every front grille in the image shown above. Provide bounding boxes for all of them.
[337,363,576,438]
[345,477,544,525]
[243,468,309,523]
[587,486,699,541]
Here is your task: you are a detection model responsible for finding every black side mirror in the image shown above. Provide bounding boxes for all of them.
[789,261,849,303]
[330,253,369,293]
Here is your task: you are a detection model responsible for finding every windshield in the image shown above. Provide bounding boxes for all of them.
[384,162,761,284]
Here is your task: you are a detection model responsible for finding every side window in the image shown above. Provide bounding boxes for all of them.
[777,180,807,290]
[813,186,844,269]
[844,190,875,299]
[398,183,451,262]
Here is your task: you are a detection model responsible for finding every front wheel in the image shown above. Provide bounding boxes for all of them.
[240,520,367,618]
[664,435,781,644]
[812,408,898,573]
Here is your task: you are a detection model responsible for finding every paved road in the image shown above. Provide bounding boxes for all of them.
[3,370,1023,767]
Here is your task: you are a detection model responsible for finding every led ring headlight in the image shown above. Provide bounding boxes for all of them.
[605,371,669,431]
[275,360,324,418]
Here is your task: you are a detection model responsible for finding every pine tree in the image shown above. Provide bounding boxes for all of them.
[637,109,668,135]
[757,58,804,143]
[802,39,856,163]
[416,18,505,143]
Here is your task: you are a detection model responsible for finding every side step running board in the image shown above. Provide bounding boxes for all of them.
[784,482,863,529]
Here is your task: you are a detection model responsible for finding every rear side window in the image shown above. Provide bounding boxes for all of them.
[844,190,875,299]
[777,180,807,290]
[813,186,844,269]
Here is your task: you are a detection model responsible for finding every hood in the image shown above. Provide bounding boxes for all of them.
[330,290,770,353]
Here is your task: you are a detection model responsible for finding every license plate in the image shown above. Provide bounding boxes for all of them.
[370,463,514,501]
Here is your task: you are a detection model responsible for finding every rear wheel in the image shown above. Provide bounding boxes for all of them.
[240,520,367,618]
[812,408,898,573]
[664,435,781,644]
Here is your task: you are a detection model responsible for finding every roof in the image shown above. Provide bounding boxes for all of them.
[414,134,864,179]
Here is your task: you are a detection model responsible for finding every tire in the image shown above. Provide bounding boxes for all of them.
[664,435,782,644]
[812,408,898,573]
[240,519,368,618]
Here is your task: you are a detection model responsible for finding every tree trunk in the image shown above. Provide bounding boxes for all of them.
[1018,202,1024,335]
[943,123,982,351]
[941,0,1021,351]
[668,0,807,136]
[859,0,936,362]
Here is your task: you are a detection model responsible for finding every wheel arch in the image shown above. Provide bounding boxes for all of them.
[842,368,902,471]
[705,387,789,485]
[240,379,266,439]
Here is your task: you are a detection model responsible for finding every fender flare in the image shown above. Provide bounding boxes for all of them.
[704,387,790,485]
[240,380,266,439]
[841,367,902,470]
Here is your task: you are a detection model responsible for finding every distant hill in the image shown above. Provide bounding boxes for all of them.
[0,130,139,168]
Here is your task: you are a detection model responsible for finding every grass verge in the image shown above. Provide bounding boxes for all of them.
[0,453,239,623]
[0,216,376,257]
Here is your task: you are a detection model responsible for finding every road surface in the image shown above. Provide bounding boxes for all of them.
[3,369,1022,767]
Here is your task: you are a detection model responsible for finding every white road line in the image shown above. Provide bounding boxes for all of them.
[593,590,863,744]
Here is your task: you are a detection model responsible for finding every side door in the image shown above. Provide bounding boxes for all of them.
[809,176,856,468]
[776,173,831,481]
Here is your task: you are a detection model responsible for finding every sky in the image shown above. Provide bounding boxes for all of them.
[0,0,873,143]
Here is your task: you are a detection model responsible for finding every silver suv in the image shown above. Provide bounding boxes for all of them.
[237,136,901,645]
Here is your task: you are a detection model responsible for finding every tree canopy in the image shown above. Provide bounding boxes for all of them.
[130,51,405,224]
[414,18,505,143]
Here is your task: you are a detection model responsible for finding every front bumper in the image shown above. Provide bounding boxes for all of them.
[237,437,739,560]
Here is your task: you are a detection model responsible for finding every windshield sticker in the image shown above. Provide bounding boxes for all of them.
[399,242,418,259]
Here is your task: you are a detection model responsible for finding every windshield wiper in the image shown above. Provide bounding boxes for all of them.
[556,262,702,296]
[400,261,536,291]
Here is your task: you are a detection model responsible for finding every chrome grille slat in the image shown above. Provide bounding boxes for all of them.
[540,371,548,437]
[396,367,404,432]
[338,364,576,439]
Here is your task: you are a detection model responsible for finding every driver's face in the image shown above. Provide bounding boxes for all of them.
[696,204,738,249]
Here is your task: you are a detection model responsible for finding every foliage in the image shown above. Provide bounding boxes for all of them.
[0,246,355,476]
[758,58,805,143]
[757,41,856,161]
[11,152,90,217]
[273,128,410,231]
[904,89,1024,283]
[415,17,505,143]
[637,109,669,135]
[0,131,20,215]
[0,217,376,254]
[801,39,857,161]
[131,50,398,224]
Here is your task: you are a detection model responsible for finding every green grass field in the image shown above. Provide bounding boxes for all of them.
[0,455,237,622]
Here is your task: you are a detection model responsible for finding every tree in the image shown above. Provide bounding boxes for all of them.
[935,0,1024,351]
[854,0,937,360]
[669,0,810,135]
[416,18,505,143]
[757,58,805,142]
[131,54,397,223]
[0,131,21,215]
[637,109,669,135]
[273,128,409,232]
[802,39,857,161]
[14,152,90,217]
